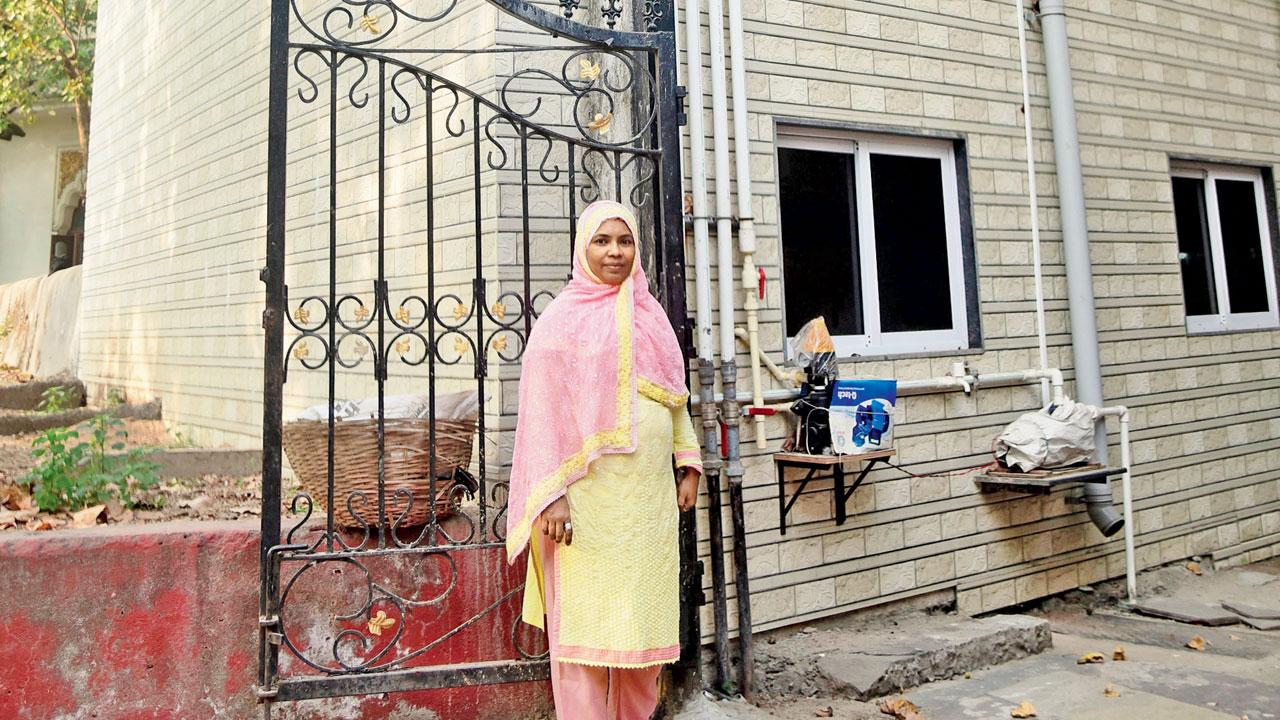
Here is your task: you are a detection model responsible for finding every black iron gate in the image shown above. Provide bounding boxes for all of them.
[256,0,693,710]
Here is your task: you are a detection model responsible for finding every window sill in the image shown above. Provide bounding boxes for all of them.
[1184,324,1280,337]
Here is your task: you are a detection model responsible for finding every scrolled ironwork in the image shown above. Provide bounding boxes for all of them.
[641,0,662,31]
[289,0,459,49]
[600,0,623,28]
[498,48,656,148]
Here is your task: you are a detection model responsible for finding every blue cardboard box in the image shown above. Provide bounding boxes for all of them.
[829,379,897,455]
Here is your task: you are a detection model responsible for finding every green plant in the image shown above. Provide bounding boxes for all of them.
[21,411,161,512]
[37,385,74,414]
[0,1,97,161]
[105,387,126,407]
[169,428,196,448]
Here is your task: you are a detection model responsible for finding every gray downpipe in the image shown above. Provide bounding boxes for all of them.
[1038,0,1123,536]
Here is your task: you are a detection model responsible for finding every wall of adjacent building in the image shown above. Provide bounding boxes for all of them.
[82,0,506,447]
[682,0,1280,640]
[0,112,79,284]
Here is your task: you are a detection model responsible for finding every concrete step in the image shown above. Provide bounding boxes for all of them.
[0,401,162,435]
[0,376,84,411]
[756,614,1051,702]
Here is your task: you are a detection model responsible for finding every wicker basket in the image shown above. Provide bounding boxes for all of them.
[282,417,476,528]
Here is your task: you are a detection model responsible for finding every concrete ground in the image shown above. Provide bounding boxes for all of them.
[675,559,1280,719]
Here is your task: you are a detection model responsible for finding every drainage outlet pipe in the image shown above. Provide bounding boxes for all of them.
[1038,0,1122,536]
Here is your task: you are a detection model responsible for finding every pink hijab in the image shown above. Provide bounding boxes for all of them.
[504,201,688,561]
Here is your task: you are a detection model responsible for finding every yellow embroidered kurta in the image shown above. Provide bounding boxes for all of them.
[523,388,702,667]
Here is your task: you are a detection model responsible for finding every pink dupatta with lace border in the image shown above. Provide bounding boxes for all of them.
[504,201,689,561]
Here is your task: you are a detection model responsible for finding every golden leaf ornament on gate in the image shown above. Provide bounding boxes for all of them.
[492,301,507,321]
[453,304,469,320]
[492,335,508,353]
[293,306,311,324]
[587,112,612,135]
[395,338,411,355]
[293,342,310,360]
[453,337,468,356]
[359,13,380,34]
[354,305,371,322]
[395,306,411,324]
[367,609,396,636]
[579,58,602,82]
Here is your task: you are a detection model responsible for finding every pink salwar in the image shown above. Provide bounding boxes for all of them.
[536,532,664,720]
[550,660,661,720]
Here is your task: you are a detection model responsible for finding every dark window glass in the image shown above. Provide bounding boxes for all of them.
[1215,178,1269,314]
[778,147,863,337]
[1171,176,1218,316]
[870,153,951,332]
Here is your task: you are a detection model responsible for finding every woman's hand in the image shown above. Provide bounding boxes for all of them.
[677,468,700,512]
[538,495,573,545]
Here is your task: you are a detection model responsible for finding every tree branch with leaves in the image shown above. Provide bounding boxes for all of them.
[0,0,97,160]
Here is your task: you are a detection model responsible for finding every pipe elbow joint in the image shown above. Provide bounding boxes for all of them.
[1085,498,1124,537]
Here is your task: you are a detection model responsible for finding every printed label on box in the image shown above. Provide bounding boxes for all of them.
[829,379,897,455]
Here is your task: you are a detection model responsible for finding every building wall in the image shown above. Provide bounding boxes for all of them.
[0,112,79,284]
[682,0,1280,638]
[82,0,504,446]
[82,0,1280,643]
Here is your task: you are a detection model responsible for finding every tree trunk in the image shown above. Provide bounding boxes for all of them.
[74,96,90,163]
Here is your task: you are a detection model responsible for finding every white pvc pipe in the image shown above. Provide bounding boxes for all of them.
[1014,0,1051,405]
[706,0,736,364]
[735,328,800,385]
[1099,405,1136,603]
[725,0,766,449]
[685,0,714,364]
[691,367,1066,407]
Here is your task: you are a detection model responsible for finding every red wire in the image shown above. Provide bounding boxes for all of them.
[882,436,1003,479]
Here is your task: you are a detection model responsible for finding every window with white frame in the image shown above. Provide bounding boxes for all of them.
[1170,163,1279,333]
[775,127,975,357]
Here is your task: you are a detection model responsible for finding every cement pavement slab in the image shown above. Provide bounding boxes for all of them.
[1239,616,1280,631]
[1132,597,1242,626]
[1221,600,1280,620]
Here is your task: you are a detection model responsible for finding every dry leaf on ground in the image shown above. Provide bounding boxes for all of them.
[878,696,924,720]
[1229,634,1242,641]
[1186,561,1202,575]
[814,707,834,718]
[26,516,53,531]
[1103,684,1121,698]
[0,482,32,510]
[1077,652,1105,664]
[1186,635,1208,651]
[1010,700,1037,718]
[71,504,106,528]
[1112,645,1126,661]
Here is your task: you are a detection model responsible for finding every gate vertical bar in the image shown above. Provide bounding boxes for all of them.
[258,0,291,704]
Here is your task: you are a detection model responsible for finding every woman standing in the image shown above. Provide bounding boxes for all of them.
[506,200,703,719]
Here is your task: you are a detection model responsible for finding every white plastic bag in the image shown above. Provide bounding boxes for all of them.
[297,390,479,422]
[994,398,1099,472]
